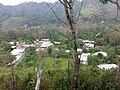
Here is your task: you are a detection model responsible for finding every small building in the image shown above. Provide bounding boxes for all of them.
[97,64,118,70]
[65,50,70,53]
[79,53,90,64]
[82,40,94,43]
[9,42,15,45]
[42,39,49,41]
[34,39,53,48]
[77,48,82,53]
[41,41,53,48]
[10,48,25,55]
[11,46,16,49]
[54,41,61,44]
[83,43,94,49]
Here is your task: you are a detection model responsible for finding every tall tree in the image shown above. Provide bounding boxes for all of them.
[47,0,83,89]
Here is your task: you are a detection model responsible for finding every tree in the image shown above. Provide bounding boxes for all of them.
[47,0,83,89]
[115,46,120,55]
[88,56,101,66]
[58,0,83,89]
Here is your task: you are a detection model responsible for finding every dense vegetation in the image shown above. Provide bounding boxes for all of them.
[0,0,120,90]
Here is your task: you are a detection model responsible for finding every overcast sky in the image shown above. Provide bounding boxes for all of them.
[0,0,58,5]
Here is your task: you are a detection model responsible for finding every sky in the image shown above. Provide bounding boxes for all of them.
[0,0,58,6]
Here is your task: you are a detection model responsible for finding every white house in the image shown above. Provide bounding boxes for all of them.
[97,64,118,70]
[54,41,61,44]
[9,42,15,45]
[82,40,94,43]
[77,48,82,52]
[83,43,94,49]
[79,53,90,64]
[40,41,53,48]
[10,48,25,55]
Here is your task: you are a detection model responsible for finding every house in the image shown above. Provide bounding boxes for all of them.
[10,48,25,55]
[97,64,118,70]
[54,41,61,44]
[41,41,53,48]
[42,39,49,41]
[9,42,15,45]
[82,40,94,43]
[83,43,94,49]
[9,42,32,66]
[34,39,53,48]
[11,46,16,49]
[79,53,90,64]
[77,48,82,52]
[65,50,70,53]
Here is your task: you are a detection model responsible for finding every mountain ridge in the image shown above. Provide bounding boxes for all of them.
[0,0,117,29]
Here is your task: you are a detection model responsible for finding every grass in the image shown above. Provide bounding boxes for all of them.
[37,57,73,70]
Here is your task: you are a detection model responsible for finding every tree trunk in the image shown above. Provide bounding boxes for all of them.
[71,30,80,89]
[68,53,70,82]
[35,64,44,90]
[116,58,120,87]
[11,67,15,90]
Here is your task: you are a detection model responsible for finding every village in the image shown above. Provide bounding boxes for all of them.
[4,38,117,70]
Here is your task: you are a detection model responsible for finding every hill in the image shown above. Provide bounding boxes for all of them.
[0,0,118,29]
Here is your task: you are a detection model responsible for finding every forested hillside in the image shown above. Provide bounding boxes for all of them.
[0,0,119,29]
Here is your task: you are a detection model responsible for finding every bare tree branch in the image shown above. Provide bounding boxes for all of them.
[75,0,84,23]
[35,64,44,90]
[108,0,120,22]
[109,0,120,7]
[59,0,71,9]
[46,3,70,28]
[63,0,72,27]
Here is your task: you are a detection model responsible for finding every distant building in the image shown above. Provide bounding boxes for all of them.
[79,53,90,64]
[77,48,82,52]
[9,42,15,45]
[10,42,31,56]
[54,41,61,44]
[97,64,118,70]
[41,41,53,48]
[83,43,94,49]
[34,39,53,48]
[81,40,95,49]
[10,48,25,56]
[82,40,94,43]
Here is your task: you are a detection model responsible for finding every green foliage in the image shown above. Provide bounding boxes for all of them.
[105,47,117,63]
[97,53,103,59]
[103,29,120,46]
[47,46,53,55]
[78,66,119,90]
[24,47,37,67]
[88,48,100,53]
[88,56,101,66]
[0,67,36,90]
[0,65,119,90]
[115,46,120,55]
[82,48,100,53]
[0,41,11,53]
[54,78,72,90]
[95,38,105,46]
[100,0,108,4]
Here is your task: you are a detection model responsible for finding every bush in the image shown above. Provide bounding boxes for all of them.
[88,56,101,66]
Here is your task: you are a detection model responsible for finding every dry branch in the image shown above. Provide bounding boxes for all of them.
[35,64,44,90]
